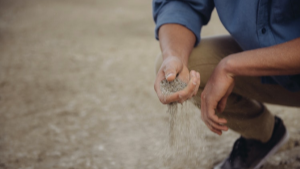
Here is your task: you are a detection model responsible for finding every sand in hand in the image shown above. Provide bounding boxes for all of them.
[160,78,206,169]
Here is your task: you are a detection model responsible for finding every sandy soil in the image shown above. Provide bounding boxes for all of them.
[0,0,300,169]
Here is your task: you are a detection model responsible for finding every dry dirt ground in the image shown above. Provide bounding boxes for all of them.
[0,0,300,169]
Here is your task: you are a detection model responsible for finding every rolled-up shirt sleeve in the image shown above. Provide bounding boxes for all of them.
[153,0,214,46]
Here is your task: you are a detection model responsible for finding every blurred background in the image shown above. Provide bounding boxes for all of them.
[1,0,300,169]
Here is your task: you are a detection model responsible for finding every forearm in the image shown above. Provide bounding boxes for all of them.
[159,24,196,66]
[223,37,300,77]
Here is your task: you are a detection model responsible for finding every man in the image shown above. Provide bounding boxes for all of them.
[152,0,300,169]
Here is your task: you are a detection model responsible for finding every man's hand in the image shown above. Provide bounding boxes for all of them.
[200,60,234,135]
[155,24,198,104]
[154,56,200,104]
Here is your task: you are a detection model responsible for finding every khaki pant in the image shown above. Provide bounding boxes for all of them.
[155,35,300,142]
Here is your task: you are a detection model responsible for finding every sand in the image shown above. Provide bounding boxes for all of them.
[0,0,300,169]
[160,78,206,169]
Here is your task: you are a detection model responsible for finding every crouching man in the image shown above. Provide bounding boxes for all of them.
[153,0,300,168]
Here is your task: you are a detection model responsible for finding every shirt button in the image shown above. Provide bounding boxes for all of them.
[262,28,266,34]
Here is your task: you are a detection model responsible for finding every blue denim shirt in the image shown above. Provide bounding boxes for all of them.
[153,0,300,92]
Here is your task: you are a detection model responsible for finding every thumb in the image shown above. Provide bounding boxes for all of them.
[217,81,235,113]
[164,64,178,81]
[217,96,228,113]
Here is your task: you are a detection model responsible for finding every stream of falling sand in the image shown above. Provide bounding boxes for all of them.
[160,78,207,169]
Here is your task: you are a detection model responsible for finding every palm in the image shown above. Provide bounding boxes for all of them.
[154,56,200,104]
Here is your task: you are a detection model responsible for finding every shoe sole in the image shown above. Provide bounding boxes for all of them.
[213,131,290,169]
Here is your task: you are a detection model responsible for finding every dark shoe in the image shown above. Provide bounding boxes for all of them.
[214,116,289,169]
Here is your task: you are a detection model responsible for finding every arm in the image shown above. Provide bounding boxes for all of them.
[223,37,300,76]
[154,24,201,104]
[159,24,195,67]
[153,0,214,46]
[153,0,215,103]
[201,37,300,135]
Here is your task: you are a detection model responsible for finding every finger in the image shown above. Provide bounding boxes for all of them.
[165,90,193,104]
[193,72,200,96]
[157,91,181,104]
[211,127,223,135]
[207,118,228,131]
[203,119,222,135]
[202,92,227,124]
[154,71,168,104]
[217,81,234,113]
[201,92,212,133]
[178,71,198,101]
[217,97,227,113]
[201,101,226,134]
[207,108,227,124]
[157,89,189,104]
[164,63,179,82]
[202,94,228,135]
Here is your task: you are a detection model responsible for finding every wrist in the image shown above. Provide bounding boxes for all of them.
[162,51,189,66]
[218,55,236,78]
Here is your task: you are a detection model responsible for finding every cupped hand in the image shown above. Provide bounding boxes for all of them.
[154,56,200,104]
[200,61,235,135]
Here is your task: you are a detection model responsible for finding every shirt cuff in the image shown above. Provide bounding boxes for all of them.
[154,1,203,46]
